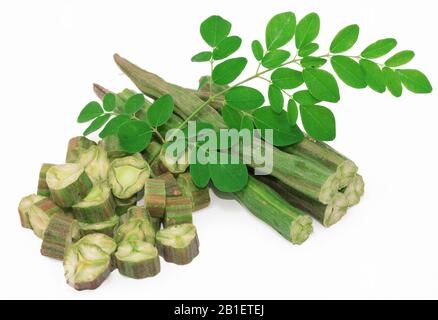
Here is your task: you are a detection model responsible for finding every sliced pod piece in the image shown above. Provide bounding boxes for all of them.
[72,184,115,223]
[119,206,150,224]
[114,216,155,245]
[157,172,182,197]
[177,173,210,211]
[28,198,64,238]
[116,240,160,279]
[37,164,55,197]
[164,196,193,228]
[150,156,169,177]
[144,178,166,218]
[142,140,162,164]
[41,213,79,260]
[156,223,199,265]
[150,217,161,232]
[78,215,119,237]
[99,136,129,159]
[108,153,150,199]
[66,136,96,163]
[64,235,116,291]
[114,196,137,216]
[18,194,45,229]
[46,163,93,208]
[234,177,313,244]
[77,145,110,184]
[159,145,189,174]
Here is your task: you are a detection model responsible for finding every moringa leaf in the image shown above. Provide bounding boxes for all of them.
[102,93,117,112]
[295,13,320,49]
[330,24,360,54]
[268,85,284,113]
[298,43,319,57]
[383,67,403,98]
[385,50,415,68]
[222,105,242,129]
[209,153,248,192]
[331,55,367,89]
[118,120,152,153]
[397,69,433,94]
[265,12,296,50]
[286,99,299,125]
[191,51,212,62]
[293,90,320,105]
[190,160,210,188]
[303,69,340,102]
[147,94,174,127]
[77,101,104,123]
[251,40,264,61]
[253,107,304,146]
[124,94,145,115]
[300,105,336,141]
[99,114,131,138]
[361,38,397,59]
[271,68,303,89]
[360,59,386,93]
[240,115,254,131]
[224,86,265,110]
[212,57,247,85]
[213,36,242,60]
[200,15,232,47]
[261,49,291,68]
[301,56,327,69]
[83,114,111,136]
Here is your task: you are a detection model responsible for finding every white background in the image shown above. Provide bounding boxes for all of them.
[0,0,437,300]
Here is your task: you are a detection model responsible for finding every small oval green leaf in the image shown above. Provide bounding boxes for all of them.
[191,51,212,62]
[240,115,254,131]
[295,13,320,49]
[331,55,367,89]
[213,36,242,60]
[102,93,117,112]
[200,15,232,47]
[360,59,386,93]
[222,105,242,129]
[209,153,249,192]
[212,57,248,85]
[77,101,104,123]
[385,50,415,68]
[224,86,265,111]
[271,68,304,89]
[397,69,433,94]
[124,94,146,115]
[268,85,284,113]
[83,114,111,136]
[300,105,336,141]
[293,90,320,105]
[301,56,327,69]
[330,24,360,54]
[147,94,174,127]
[383,67,403,97]
[361,38,397,59]
[303,69,340,102]
[265,12,297,50]
[118,120,152,153]
[298,43,319,57]
[190,161,210,188]
[99,114,131,138]
[286,99,299,125]
[261,50,291,68]
[251,40,264,61]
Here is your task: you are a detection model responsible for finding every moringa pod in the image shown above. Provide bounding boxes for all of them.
[66,136,96,163]
[18,194,45,229]
[163,196,193,227]
[78,215,120,238]
[108,153,150,199]
[156,223,199,265]
[37,164,55,197]
[46,163,93,208]
[63,233,116,291]
[41,213,79,260]
[114,214,155,245]
[177,172,210,211]
[116,240,160,279]
[99,136,129,160]
[27,197,65,239]
[77,145,110,184]
[72,183,115,223]
[144,178,166,218]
